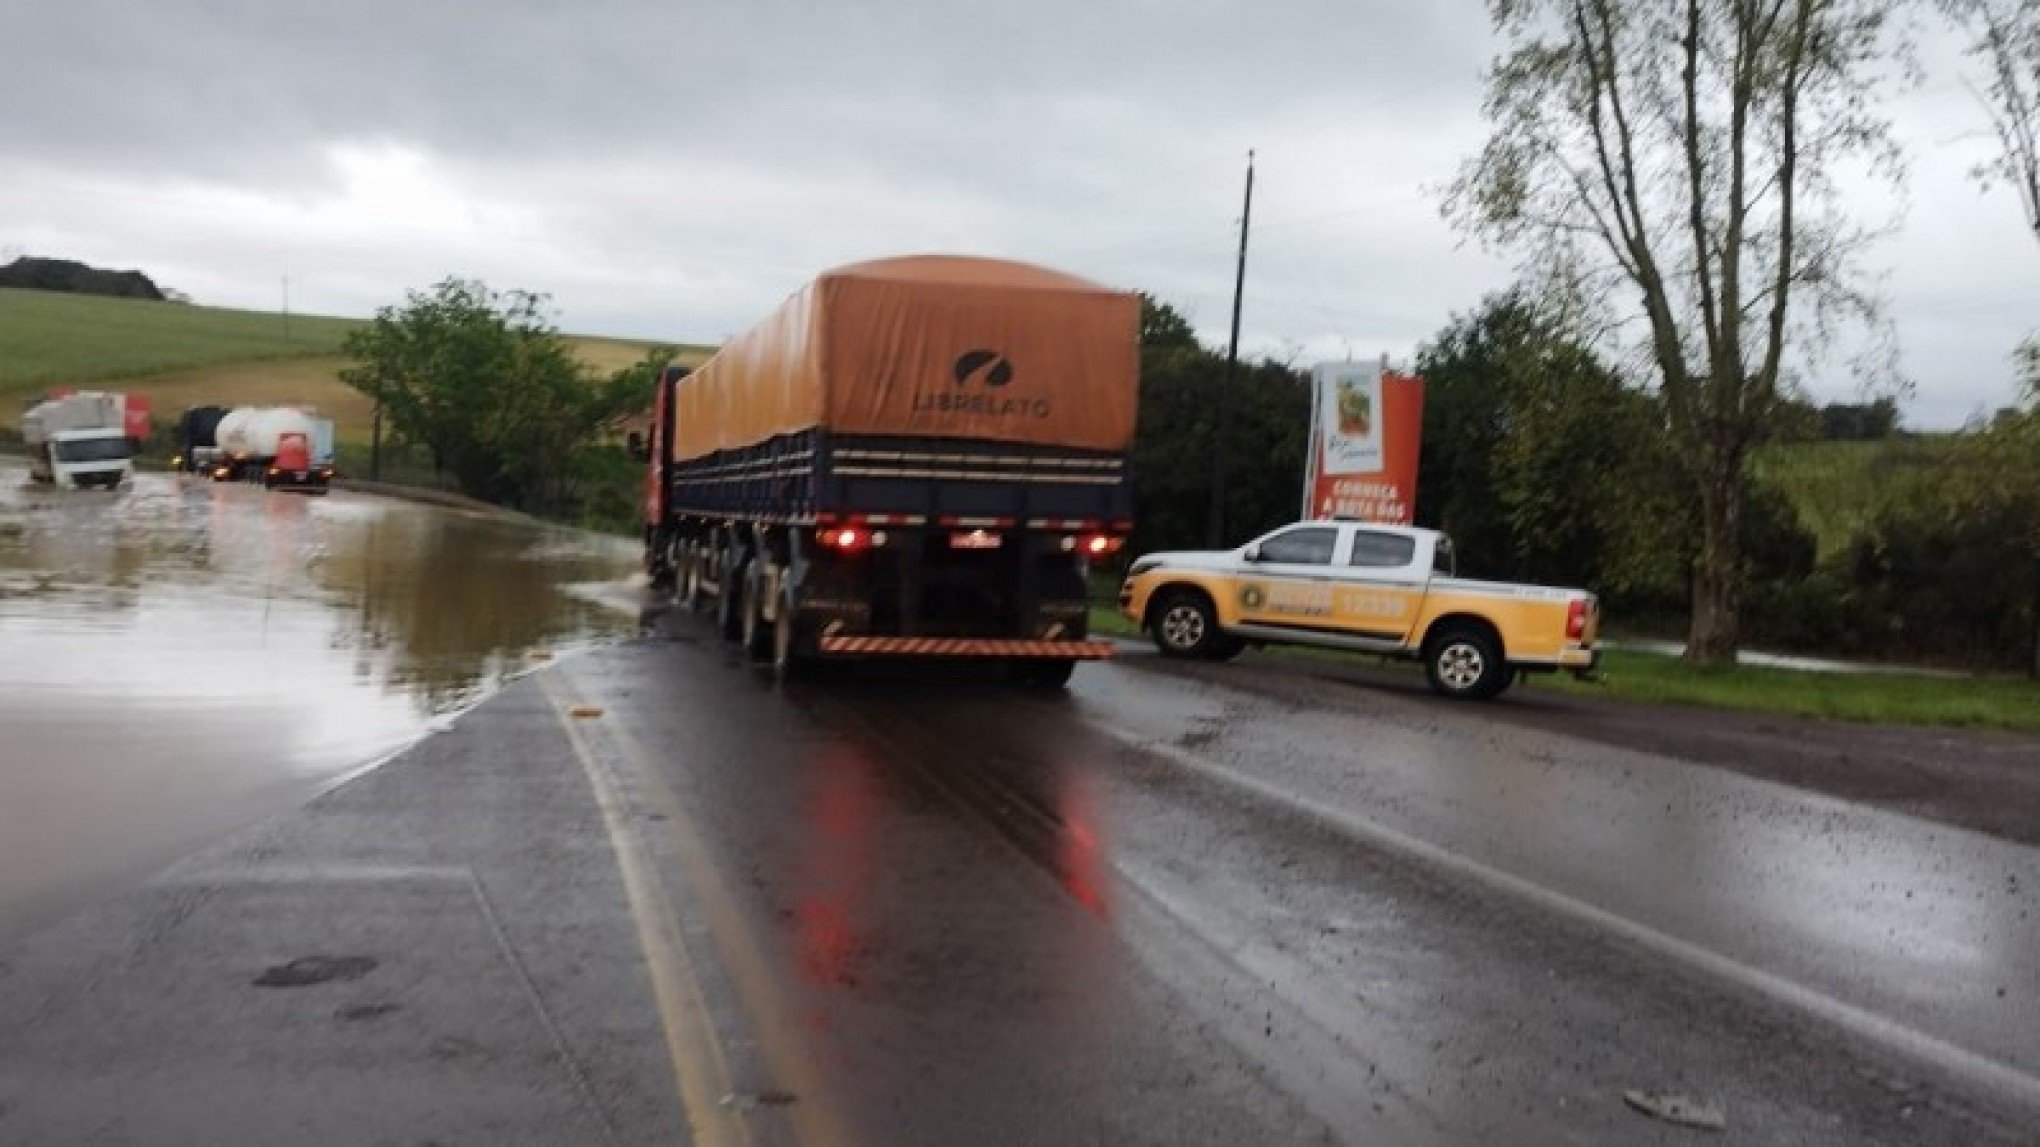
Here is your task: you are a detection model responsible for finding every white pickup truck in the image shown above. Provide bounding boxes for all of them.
[1119,521,1599,699]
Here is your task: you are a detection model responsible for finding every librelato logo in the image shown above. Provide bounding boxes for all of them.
[952,349,1014,388]
[913,348,1049,419]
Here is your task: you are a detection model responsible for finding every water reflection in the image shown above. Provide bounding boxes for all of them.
[0,465,638,936]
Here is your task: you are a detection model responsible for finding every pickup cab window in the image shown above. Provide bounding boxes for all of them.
[1433,535,1457,577]
[1256,527,1338,565]
[1349,531,1416,569]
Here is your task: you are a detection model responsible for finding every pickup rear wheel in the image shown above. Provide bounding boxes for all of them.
[1425,628,1507,700]
[1152,591,1222,659]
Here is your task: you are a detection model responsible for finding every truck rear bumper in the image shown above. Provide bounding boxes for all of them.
[816,636,1116,659]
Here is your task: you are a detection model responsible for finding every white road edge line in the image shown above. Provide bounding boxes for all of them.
[1096,725,2040,1112]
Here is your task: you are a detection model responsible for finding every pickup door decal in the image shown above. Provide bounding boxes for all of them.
[1235,576,1422,643]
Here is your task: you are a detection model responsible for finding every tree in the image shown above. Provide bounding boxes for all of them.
[1817,397,1902,439]
[1415,291,1690,599]
[1447,0,1910,664]
[1967,362,2040,675]
[341,278,665,511]
[1131,296,1309,555]
[1947,0,2040,245]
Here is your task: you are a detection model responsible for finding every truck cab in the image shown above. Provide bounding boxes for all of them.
[261,432,332,494]
[40,428,134,489]
[1119,522,1599,699]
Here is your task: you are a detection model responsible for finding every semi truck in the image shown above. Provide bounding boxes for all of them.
[21,392,136,488]
[171,405,229,475]
[201,407,334,490]
[637,254,1139,685]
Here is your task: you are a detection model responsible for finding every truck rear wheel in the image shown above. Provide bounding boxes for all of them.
[771,591,808,682]
[1013,659,1076,689]
[1424,627,1508,700]
[718,556,746,643]
[681,544,709,612]
[647,530,676,593]
[741,568,773,661]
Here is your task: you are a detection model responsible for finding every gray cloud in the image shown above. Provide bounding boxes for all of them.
[2,0,2031,427]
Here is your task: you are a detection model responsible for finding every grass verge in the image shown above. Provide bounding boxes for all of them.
[1544,650,2040,732]
[1091,605,2040,732]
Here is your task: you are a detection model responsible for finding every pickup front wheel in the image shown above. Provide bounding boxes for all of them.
[1425,628,1509,700]
[1152,591,1224,659]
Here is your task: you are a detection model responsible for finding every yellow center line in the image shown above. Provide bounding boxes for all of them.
[555,664,859,1147]
[540,672,749,1147]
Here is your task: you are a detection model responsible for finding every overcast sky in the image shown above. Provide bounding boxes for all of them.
[3,0,2033,427]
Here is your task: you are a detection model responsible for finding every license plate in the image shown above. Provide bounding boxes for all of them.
[949,530,1002,550]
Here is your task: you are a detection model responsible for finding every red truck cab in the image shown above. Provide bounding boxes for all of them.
[263,432,332,495]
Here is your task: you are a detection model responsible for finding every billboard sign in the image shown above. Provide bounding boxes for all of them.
[1304,361,1424,524]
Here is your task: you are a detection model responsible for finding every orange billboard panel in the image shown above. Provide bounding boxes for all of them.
[669,256,1139,462]
[1305,363,1424,524]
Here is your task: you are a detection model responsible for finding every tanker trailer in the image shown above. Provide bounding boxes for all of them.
[212,407,331,489]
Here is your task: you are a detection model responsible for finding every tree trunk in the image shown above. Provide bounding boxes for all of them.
[2029,565,2039,681]
[1687,467,1743,666]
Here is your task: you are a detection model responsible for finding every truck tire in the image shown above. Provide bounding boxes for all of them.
[1151,590,1223,659]
[741,567,773,661]
[718,555,747,643]
[647,530,676,593]
[771,590,808,682]
[1424,627,1508,700]
[681,544,709,613]
[1013,659,1076,689]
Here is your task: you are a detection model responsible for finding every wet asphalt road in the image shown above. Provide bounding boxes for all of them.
[4,477,2039,1144]
[494,613,2036,1145]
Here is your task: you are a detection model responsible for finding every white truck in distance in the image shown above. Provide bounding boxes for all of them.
[22,393,135,489]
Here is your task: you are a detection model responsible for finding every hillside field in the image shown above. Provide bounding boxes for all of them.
[1751,436,1964,558]
[1,288,707,445]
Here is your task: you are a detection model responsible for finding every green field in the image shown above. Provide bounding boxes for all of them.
[1752,436,1962,558]
[0,288,361,396]
[0,288,707,445]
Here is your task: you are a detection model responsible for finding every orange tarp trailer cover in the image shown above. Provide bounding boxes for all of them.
[670,255,1140,461]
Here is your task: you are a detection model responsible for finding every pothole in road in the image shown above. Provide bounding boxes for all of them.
[252,955,379,988]
[720,1091,798,1111]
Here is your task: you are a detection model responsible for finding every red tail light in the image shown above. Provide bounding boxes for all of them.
[1078,534,1125,557]
[821,526,869,554]
[1566,598,1590,641]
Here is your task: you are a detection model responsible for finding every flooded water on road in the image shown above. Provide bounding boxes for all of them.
[0,464,640,937]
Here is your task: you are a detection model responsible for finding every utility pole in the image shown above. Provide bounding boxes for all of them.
[1206,149,1256,547]
[370,395,383,482]
[281,276,292,343]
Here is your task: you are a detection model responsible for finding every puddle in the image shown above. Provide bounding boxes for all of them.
[0,465,641,937]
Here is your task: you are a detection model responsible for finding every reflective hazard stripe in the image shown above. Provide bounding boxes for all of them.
[816,637,1116,659]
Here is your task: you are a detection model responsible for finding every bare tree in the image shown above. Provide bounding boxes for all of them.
[1447,0,1911,664]
[1947,0,2040,244]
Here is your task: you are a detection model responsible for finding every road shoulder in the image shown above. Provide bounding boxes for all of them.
[0,671,684,1146]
